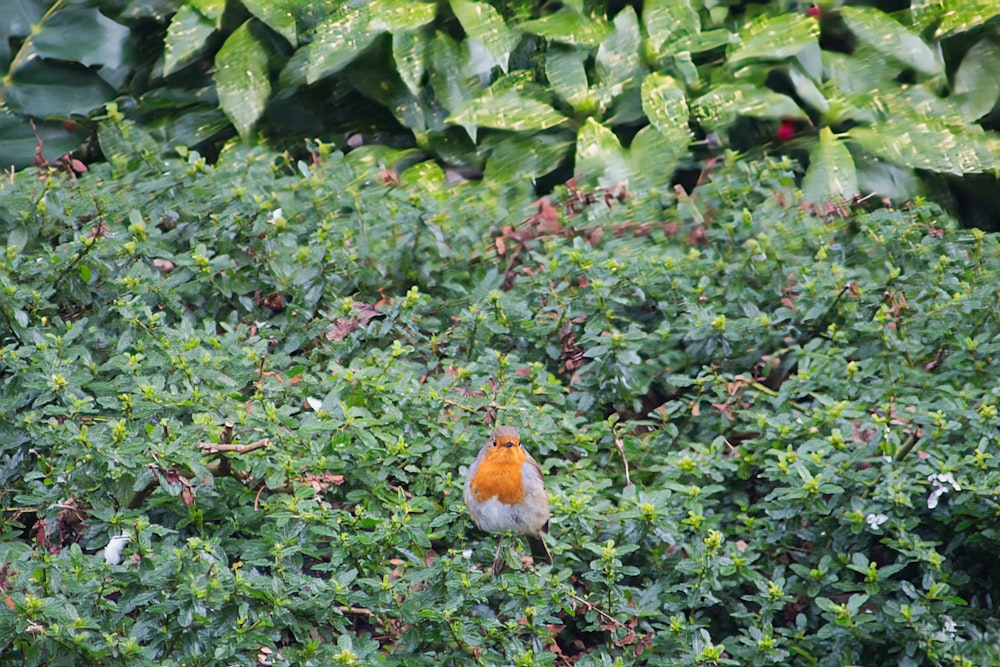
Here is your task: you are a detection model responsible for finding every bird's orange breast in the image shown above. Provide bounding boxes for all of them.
[470,447,527,505]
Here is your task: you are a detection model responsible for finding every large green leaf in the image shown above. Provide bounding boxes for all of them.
[691,84,806,131]
[545,45,592,113]
[788,64,828,115]
[728,13,820,67]
[518,10,610,48]
[595,6,643,90]
[428,32,479,114]
[449,0,516,73]
[163,5,216,76]
[575,117,629,187]
[243,0,298,45]
[0,113,80,170]
[802,128,858,204]
[369,0,437,32]
[934,0,1000,38]
[643,0,700,60]
[281,6,377,85]
[393,28,430,98]
[215,21,271,138]
[449,91,567,140]
[640,74,690,141]
[28,7,129,68]
[482,132,572,181]
[841,6,942,77]
[3,59,115,117]
[848,121,1000,175]
[952,37,1000,123]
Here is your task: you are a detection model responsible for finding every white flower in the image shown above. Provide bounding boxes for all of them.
[927,473,961,509]
[104,534,131,565]
[865,513,888,530]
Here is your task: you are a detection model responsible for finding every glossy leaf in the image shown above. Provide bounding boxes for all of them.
[934,0,1000,38]
[449,91,566,139]
[691,84,806,131]
[282,6,377,85]
[640,74,690,141]
[952,37,1000,123]
[841,6,941,77]
[243,0,298,45]
[482,132,572,181]
[789,64,828,115]
[518,10,610,48]
[575,117,630,187]
[596,6,643,89]
[163,5,216,76]
[393,28,430,98]
[428,32,479,114]
[729,13,820,67]
[449,0,516,74]
[0,113,79,170]
[215,21,271,137]
[369,0,437,32]
[545,46,591,112]
[629,124,680,189]
[848,122,1000,175]
[802,128,858,203]
[642,0,700,59]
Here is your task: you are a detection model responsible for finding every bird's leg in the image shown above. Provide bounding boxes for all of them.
[491,535,505,575]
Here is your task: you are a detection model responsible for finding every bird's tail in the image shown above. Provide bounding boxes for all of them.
[527,534,552,565]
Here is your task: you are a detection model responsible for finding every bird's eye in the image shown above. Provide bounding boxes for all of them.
[490,438,497,447]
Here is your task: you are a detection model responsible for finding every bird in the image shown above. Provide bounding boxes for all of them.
[464,425,552,574]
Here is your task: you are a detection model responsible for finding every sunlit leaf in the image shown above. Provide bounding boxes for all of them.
[934,0,999,38]
[369,0,437,32]
[595,6,643,89]
[848,121,1000,175]
[449,92,567,139]
[691,84,806,131]
[281,6,377,85]
[243,0,298,45]
[729,13,820,67]
[803,128,858,203]
[163,5,216,76]
[841,6,941,77]
[518,10,610,48]
[545,45,592,112]
[643,0,700,59]
[215,21,271,137]
[449,0,516,73]
[575,117,629,187]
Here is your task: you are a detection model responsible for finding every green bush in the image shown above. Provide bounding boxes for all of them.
[1,122,1000,665]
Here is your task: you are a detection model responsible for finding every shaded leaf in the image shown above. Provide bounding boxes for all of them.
[545,45,592,112]
[640,73,692,169]
[281,6,377,85]
[789,64,828,115]
[215,21,271,137]
[952,37,1000,123]
[393,28,430,98]
[29,7,129,68]
[803,128,858,203]
[3,60,115,117]
[841,6,941,77]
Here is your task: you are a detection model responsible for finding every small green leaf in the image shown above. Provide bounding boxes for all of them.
[215,21,271,137]
[802,128,858,204]
[729,13,820,67]
[841,6,941,77]
[79,264,92,283]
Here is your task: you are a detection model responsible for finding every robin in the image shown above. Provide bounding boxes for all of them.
[464,426,552,574]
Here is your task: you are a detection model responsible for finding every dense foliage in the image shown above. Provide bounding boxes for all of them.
[2,0,1000,224]
[1,114,999,664]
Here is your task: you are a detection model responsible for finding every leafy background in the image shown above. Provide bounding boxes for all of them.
[2,0,999,222]
[2,0,1000,666]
